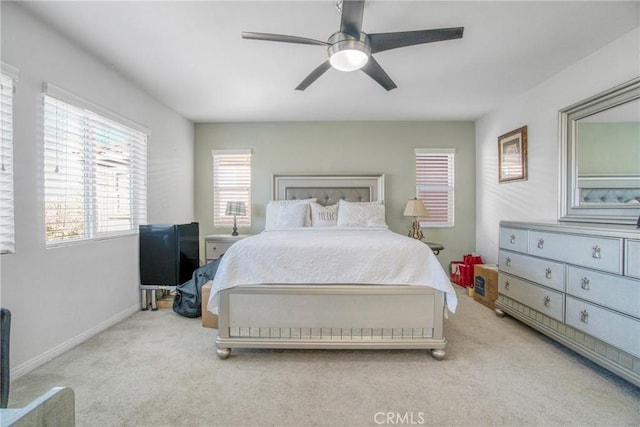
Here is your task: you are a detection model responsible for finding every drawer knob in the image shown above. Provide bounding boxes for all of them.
[537,238,544,249]
[545,268,552,279]
[543,296,551,307]
[581,277,590,290]
[505,257,511,267]
[592,245,601,259]
[580,310,589,324]
[510,234,516,244]
[505,280,510,290]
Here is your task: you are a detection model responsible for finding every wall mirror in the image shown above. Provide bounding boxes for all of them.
[559,77,640,225]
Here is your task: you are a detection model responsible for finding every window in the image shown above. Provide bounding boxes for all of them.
[44,85,148,245]
[0,68,16,254]
[212,150,251,228]
[415,148,455,227]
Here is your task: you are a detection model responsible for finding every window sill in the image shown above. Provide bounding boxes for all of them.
[46,231,137,249]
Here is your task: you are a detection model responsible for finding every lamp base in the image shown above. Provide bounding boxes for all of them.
[408,217,424,240]
[231,216,239,236]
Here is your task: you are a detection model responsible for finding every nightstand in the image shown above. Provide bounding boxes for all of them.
[204,234,251,263]
[425,242,444,255]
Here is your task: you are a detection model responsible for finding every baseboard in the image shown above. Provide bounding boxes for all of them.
[10,304,140,380]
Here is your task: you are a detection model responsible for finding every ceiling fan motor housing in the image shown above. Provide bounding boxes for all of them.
[327,31,371,72]
[242,0,463,90]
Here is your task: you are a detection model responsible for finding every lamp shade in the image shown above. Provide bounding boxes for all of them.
[403,198,428,217]
[225,201,246,216]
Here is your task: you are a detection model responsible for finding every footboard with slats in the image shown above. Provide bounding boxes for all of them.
[215,284,448,359]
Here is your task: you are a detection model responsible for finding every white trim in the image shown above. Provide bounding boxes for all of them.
[43,93,147,244]
[43,82,150,136]
[0,70,16,254]
[415,148,455,155]
[212,149,252,227]
[415,149,455,228]
[10,304,140,380]
[211,149,252,157]
[0,62,19,81]
[45,231,137,249]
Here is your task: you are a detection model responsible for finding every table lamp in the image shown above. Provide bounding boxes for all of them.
[225,201,246,236]
[404,198,428,240]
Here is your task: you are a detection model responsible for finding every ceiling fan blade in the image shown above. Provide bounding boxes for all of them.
[360,56,397,91]
[369,27,464,53]
[340,0,365,37]
[242,32,328,46]
[295,61,332,91]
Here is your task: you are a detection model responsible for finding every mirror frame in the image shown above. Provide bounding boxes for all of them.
[559,77,640,225]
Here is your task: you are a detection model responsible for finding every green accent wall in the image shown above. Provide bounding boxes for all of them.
[194,121,475,269]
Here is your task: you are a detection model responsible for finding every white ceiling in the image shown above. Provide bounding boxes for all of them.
[17,1,640,123]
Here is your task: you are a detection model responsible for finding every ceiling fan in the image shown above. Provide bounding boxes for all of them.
[242,0,464,91]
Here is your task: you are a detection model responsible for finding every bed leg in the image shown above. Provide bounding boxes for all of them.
[494,308,506,318]
[216,347,231,360]
[431,349,446,361]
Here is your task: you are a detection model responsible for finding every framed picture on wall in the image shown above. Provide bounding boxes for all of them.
[498,126,528,183]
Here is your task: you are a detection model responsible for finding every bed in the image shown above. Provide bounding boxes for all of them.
[208,174,457,360]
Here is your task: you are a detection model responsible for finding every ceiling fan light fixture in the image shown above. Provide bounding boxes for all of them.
[243,0,464,91]
[327,32,371,72]
[329,48,369,72]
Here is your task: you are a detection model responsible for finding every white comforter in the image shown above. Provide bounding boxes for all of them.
[207,228,457,313]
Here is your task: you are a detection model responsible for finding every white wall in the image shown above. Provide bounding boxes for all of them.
[0,3,194,377]
[194,121,476,270]
[475,27,640,264]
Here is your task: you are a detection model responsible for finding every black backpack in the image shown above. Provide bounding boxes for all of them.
[172,258,222,318]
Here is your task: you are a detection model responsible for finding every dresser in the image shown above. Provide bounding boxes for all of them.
[497,221,640,387]
[204,234,250,263]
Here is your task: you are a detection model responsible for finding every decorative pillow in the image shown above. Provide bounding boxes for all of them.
[276,203,310,228]
[265,198,315,230]
[310,202,338,227]
[336,200,387,227]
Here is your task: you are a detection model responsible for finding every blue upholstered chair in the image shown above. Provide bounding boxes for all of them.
[0,308,75,426]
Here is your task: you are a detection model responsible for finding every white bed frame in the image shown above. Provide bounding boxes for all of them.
[215,174,448,360]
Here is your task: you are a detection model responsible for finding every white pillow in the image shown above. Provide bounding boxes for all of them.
[310,202,338,227]
[265,199,315,230]
[276,203,310,228]
[336,200,387,227]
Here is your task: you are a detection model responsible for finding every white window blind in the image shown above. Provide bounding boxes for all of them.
[0,71,16,253]
[415,148,455,227]
[44,89,147,245]
[212,150,251,228]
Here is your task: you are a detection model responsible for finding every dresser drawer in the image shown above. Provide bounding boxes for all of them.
[566,296,640,358]
[205,241,234,261]
[499,250,565,292]
[499,227,528,253]
[498,272,564,321]
[567,266,640,318]
[625,239,640,279]
[528,230,622,274]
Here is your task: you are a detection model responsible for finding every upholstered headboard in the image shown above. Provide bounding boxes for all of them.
[579,188,640,204]
[577,175,640,205]
[272,174,385,206]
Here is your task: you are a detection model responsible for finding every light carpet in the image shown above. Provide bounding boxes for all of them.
[7,286,640,426]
